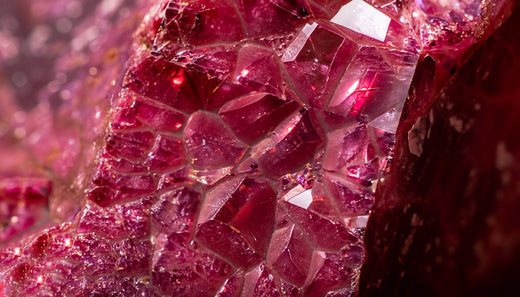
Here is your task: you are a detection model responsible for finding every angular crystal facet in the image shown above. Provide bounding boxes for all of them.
[111,91,186,132]
[218,92,299,145]
[284,201,357,250]
[151,187,201,238]
[158,0,245,48]
[105,131,155,161]
[124,56,202,113]
[283,22,358,109]
[267,224,314,286]
[242,263,301,297]
[151,234,234,296]
[196,177,276,267]
[325,46,417,130]
[184,111,248,169]
[251,109,325,178]
[146,134,186,172]
[216,270,245,297]
[234,44,285,94]
[235,0,310,37]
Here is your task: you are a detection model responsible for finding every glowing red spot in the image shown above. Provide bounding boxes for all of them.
[170,69,185,87]
[175,122,183,129]
[314,196,325,202]
[236,69,250,81]
[172,77,184,86]
[350,94,367,116]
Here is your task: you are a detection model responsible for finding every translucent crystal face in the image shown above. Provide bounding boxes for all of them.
[0,0,502,295]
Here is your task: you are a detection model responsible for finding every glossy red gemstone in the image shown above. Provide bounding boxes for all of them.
[219,92,300,145]
[184,111,248,169]
[196,177,276,267]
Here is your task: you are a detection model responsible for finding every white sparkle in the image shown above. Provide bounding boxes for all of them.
[285,186,313,209]
[281,22,318,62]
[13,247,21,256]
[331,0,391,42]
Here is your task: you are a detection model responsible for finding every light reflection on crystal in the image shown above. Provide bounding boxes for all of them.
[283,186,314,209]
[189,166,233,185]
[283,21,357,109]
[331,0,392,42]
[251,108,324,178]
[281,22,318,62]
[239,69,249,77]
[345,215,370,239]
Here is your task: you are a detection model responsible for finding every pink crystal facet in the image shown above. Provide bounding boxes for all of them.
[1,0,506,295]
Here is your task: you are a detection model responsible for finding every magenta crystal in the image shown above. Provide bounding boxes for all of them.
[196,177,276,267]
[125,56,203,113]
[151,234,233,296]
[111,91,186,133]
[184,111,248,169]
[267,223,314,287]
[157,0,245,48]
[151,186,201,237]
[251,109,325,178]
[219,92,299,145]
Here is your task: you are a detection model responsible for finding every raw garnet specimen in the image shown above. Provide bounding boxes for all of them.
[0,0,515,296]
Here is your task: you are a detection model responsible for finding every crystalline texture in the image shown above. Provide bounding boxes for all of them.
[219,92,300,145]
[184,111,248,169]
[0,0,513,296]
[196,177,276,267]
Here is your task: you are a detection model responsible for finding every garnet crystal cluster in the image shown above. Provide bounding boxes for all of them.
[0,0,516,296]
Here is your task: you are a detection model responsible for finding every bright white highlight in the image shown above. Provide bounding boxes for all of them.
[286,187,313,209]
[331,0,391,42]
[281,22,318,62]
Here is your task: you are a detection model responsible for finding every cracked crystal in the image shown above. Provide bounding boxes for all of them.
[0,0,508,296]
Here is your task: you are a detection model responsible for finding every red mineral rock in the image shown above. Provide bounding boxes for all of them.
[0,0,516,296]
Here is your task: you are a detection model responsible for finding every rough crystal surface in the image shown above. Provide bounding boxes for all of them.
[0,0,514,296]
